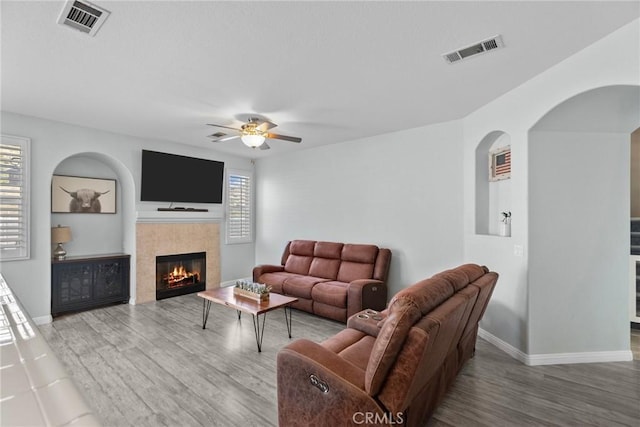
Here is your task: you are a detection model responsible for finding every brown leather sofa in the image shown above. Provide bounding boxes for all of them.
[253,240,392,322]
[276,263,498,426]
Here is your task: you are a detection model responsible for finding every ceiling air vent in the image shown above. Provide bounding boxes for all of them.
[58,0,110,37]
[443,35,504,64]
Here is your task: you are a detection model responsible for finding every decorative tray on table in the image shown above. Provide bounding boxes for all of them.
[233,280,272,302]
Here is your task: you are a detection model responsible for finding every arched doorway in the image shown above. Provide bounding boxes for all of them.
[528,85,640,359]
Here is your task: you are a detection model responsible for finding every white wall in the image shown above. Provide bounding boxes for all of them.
[255,121,465,298]
[463,19,639,359]
[0,112,255,321]
[529,131,630,354]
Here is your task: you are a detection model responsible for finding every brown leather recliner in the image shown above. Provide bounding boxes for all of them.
[254,240,392,322]
[276,264,498,426]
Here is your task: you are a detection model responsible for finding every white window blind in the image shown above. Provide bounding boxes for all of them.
[0,136,30,261]
[226,170,252,244]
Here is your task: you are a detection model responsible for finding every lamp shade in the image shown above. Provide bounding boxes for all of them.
[241,134,266,148]
[51,225,72,244]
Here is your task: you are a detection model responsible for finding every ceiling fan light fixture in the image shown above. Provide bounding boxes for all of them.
[207,116,300,149]
[241,133,265,148]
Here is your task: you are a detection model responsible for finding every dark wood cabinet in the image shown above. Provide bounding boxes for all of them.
[51,253,130,316]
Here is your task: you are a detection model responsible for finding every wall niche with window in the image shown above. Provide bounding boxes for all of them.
[475,130,512,236]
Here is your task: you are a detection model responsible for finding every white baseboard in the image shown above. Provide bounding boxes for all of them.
[478,328,633,366]
[478,328,528,364]
[32,315,53,325]
[526,350,633,365]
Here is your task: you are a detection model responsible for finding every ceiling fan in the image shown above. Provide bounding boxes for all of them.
[206,117,302,150]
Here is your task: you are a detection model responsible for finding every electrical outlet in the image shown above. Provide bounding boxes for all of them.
[514,245,524,257]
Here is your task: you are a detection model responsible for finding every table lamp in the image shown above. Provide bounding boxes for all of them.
[51,225,72,260]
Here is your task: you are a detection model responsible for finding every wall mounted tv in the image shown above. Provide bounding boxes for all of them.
[141,150,224,204]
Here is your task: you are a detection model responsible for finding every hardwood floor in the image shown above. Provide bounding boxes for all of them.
[39,294,640,426]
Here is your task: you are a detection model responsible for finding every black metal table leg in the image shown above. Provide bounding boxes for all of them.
[202,299,211,329]
[251,313,267,352]
[284,305,293,339]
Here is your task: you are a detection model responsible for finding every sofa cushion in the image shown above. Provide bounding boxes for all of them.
[313,303,347,322]
[459,272,498,342]
[433,264,487,291]
[341,244,378,263]
[338,335,376,372]
[309,258,341,280]
[322,328,368,354]
[334,244,378,283]
[257,272,302,294]
[283,276,330,299]
[290,240,316,256]
[314,241,344,259]
[284,255,313,275]
[373,248,392,282]
[311,281,348,307]
[283,241,316,275]
[337,261,375,283]
[391,277,454,315]
[432,268,468,292]
[456,263,488,283]
[364,298,421,396]
[291,298,313,313]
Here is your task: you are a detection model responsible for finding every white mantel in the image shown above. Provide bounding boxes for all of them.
[136,209,223,223]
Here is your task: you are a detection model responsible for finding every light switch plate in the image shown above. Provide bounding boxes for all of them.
[514,245,524,257]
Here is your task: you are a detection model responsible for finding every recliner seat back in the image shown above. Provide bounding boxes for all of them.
[364,265,497,415]
[281,240,390,282]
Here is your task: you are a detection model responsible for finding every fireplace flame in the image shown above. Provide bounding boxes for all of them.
[164,263,200,288]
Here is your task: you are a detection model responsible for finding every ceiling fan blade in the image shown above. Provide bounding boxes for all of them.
[207,132,239,141]
[207,123,242,131]
[256,119,277,132]
[216,135,240,142]
[265,133,302,143]
[259,142,270,150]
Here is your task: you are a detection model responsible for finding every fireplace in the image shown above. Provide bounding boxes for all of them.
[156,252,206,300]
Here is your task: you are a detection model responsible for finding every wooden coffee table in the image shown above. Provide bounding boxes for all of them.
[197,287,298,352]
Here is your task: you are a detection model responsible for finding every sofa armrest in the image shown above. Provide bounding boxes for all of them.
[347,309,388,337]
[277,339,385,426]
[347,279,388,319]
[252,264,284,282]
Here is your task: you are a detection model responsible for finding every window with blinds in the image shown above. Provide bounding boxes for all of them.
[226,170,252,244]
[0,136,30,261]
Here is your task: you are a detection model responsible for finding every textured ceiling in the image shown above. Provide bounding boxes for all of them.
[2,1,639,158]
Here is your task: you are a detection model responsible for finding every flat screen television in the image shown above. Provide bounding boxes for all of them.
[141,150,224,204]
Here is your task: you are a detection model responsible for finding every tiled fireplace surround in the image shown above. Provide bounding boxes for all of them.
[135,222,220,304]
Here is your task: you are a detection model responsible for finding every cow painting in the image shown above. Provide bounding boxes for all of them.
[60,187,110,213]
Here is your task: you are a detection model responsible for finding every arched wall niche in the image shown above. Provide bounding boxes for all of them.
[50,152,136,300]
[475,130,512,236]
